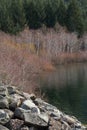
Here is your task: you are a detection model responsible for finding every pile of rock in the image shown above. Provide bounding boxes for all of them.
[0,85,86,130]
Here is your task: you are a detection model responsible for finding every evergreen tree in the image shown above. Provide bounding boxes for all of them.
[44,0,59,27]
[0,0,13,33]
[24,0,45,29]
[66,0,84,36]
[10,0,26,33]
[57,0,67,26]
[0,0,86,34]
[79,0,87,31]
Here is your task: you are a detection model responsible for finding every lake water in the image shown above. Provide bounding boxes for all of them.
[39,63,87,124]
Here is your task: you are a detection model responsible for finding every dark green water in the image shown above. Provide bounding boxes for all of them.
[39,63,87,124]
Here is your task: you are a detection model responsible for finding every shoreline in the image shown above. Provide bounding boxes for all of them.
[0,85,86,130]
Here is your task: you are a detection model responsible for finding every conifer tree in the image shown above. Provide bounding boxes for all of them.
[57,0,67,26]
[44,0,59,27]
[0,0,13,33]
[66,0,84,36]
[10,0,26,33]
[24,0,45,29]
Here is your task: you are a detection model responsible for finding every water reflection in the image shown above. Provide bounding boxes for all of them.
[39,63,87,123]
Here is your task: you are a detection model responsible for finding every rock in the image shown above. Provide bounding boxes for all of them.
[9,94,25,110]
[9,119,24,130]
[15,107,49,127]
[38,113,49,123]
[21,126,30,130]
[63,115,76,125]
[7,86,19,95]
[14,107,25,119]
[0,85,85,130]
[0,109,10,125]
[35,98,62,120]
[0,86,8,96]
[29,127,38,130]
[0,125,9,130]
[21,100,40,114]
[35,98,57,112]
[49,118,62,130]
[21,126,38,130]
[75,122,82,129]
[23,93,36,100]
[49,109,62,120]
[23,93,31,100]
[29,94,36,100]
[0,95,9,108]
[4,109,14,118]
[61,121,71,130]
[29,127,35,130]
[81,126,87,130]
[23,112,48,127]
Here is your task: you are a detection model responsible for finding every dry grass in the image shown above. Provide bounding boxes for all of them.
[0,31,55,93]
[52,52,87,65]
[0,29,87,93]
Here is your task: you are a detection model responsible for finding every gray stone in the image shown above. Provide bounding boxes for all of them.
[81,126,87,130]
[75,122,82,129]
[0,95,9,108]
[14,107,26,119]
[23,112,48,127]
[21,100,40,114]
[61,121,71,130]
[38,112,49,123]
[0,85,85,130]
[4,109,14,118]
[35,98,57,112]
[48,118,62,130]
[21,126,30,130]
[15,107,49,127]
[0,109,10,125]
[0,125,9,130]
[9,94,24,110]
[9,119,24,130]
[35,98,62,121]
[29,127,38,130]
[23,93,36,100]
[49,109,62,120]
[63,115,76,125]
[0,86,8,96]
[7,86,18,95]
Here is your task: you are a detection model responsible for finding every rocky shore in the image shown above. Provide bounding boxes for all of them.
[0,85,86,130]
